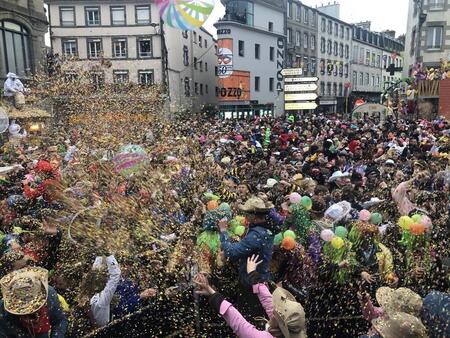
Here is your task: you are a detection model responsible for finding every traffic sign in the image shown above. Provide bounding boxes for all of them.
[284,77,319,83]
[281,68,303,76]
[285,93,318,101]
[284,83,318,92]
[285,102,318,110]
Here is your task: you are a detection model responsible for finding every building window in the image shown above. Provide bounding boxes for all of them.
[371,75,375,87]
[320,38,325,53]
[321,18,326,32]
[238,40,245,56]
[194,82,199,94]
[320,81,325,95]
[255,76,260,91]
[194,57,198,69]
[332,83,337,95]
[205,39,208,48]
[85,7,100,26]
[340,25,344,38]
[206,84,209,94]
[138,37,153,58]
[182,30,188,38]
[346,27,350,40]
[334,23,338,36]
[296,4,301,21]
[345,45,349,59]
[344,64,349,77]
[333,42,338,56]
[111,6,126,25]
[303,56,309,75]
[135,5,151,25]
[311,12,316,27]
[365,73,369,85]
[269,77,274,92]
[199,35,202,47]
[338,83,343,96]
[205,62,208,71]
[303,33,308,49]
[304,8,309,24]
[62,39,77,56]
[427,26,443,49]
[193,32,197,43]
[199,61,203,72]
[268,22,273,32]
[311,35,315,50]
[200,83,203,95]
[371,53,375,66]
[225,0,254,25]
[112,38,127,58]
[359,72,363,86]
[0,20,31,77]
[287,1,292,18]
[255,43,260,59]
[139,70,154,86]
[60,7,75,26]
[270,46,274,61]
[366,50,370,65]
[184,78,190,96]
[287,28,293,44]
[87,38,102,58]
[353,71,357,88]
[113,70,129,83]
[311,58,316,75]
[429,0,445,10]
[326,82,331,96]
[296,31,301,47]
[183,46,189,66]
[339,43,343,57]
[327,40,332,54]
[328,20,332,34]
[91,72,104,89]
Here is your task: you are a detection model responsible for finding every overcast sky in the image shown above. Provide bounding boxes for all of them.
[203,0,408,37]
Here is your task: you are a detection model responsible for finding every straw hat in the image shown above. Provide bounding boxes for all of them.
[376,287,423,316]
[0,267,48,315]
[324,201,351,222]
[238,197,274,214]
[272,287,307,338]
[372,312,428,338]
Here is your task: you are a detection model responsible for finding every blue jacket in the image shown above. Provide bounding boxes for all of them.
[0,286,68,338]
[113,278,142,318]
[220,224,274,287]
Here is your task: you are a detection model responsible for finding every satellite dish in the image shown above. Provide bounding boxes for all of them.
[0,107,8,133]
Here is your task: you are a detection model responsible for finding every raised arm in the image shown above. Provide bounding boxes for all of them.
[94,255,121,307]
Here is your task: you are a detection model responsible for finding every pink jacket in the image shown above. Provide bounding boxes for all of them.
[218,283,274,338]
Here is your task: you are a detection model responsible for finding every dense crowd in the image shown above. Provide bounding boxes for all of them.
[0,110,449,338]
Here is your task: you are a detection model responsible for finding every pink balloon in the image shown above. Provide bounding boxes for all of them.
[420,215,432,232]
[199,135,206,144]
[235,135,243,141]
[359,209,371,222]
[289,192,302,204]
[320,229,335,242]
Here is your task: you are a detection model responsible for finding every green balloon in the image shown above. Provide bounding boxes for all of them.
[283,230,296,240]
[411,214,422,223]
[234,225,246,236]
[274,233,283,245]
[301,196,312,210]
[335,226,348,239]
[370,213,383,225]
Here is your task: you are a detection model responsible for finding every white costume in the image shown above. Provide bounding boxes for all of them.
[3,72,24,97]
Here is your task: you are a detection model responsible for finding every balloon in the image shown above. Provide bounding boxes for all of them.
[207,200,219,211]
[219,203,231,211]
[281,236,296,250]
[234,225,246,236]
[411,214,422,223]
[235,135,243,142]
[359,209,371,222]
[274,233,283,246]
[289,192,301,204]
[420,215,432,231]
[300,196,312,210]
[335,226,348,239]
[156,0,215,30]
[331,236,345,250]
[283,230,296,240]
[320,229,335,242]
[410,223,425,236]
[398,216,414,230]
[370,213,383,225]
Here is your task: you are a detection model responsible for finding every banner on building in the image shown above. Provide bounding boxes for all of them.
[217,38,233,78]
[216,70,250,102]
